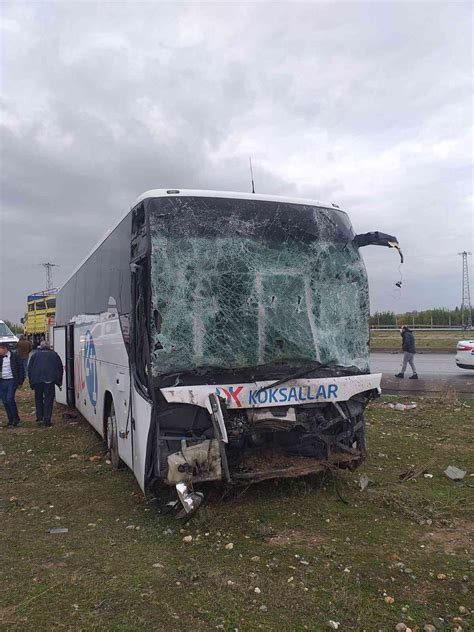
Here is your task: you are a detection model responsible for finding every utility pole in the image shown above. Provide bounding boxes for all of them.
[458,251,473,329]
[40,262,58,291]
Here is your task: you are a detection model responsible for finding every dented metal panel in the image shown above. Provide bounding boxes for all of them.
[161,374,382,410]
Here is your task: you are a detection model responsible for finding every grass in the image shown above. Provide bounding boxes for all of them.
[370,330,463,351]
[1,387,473,630]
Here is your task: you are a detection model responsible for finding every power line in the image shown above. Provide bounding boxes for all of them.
[458,251,472,329]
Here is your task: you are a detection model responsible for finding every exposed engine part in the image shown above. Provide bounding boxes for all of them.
[247,406,297,430]
[167,439,221,484]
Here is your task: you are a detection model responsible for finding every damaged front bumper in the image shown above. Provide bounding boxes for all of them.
[158,373,381,491]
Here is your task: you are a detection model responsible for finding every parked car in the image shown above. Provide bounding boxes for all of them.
[0,320,19,350]
[455,339,474,370]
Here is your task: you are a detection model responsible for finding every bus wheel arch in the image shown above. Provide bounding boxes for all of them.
[103,392,123,470]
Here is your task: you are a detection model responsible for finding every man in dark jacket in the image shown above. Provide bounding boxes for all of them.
[28,341,64,426]
[395,325,418,379]
[0,342,25,427]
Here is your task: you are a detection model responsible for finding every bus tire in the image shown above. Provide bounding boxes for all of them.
[106,400,123,470]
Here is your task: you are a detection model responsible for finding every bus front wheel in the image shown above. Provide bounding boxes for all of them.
[106,400,123,470]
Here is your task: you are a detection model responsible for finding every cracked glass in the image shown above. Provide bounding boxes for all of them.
[148,196,369,376]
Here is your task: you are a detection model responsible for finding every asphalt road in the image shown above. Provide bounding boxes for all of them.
[370,352,474,380]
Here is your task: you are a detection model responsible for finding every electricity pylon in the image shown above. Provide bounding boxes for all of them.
[458,251,473,329]
[40,262,58,291]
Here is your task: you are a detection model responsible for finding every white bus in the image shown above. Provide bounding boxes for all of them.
[54,189,400,515]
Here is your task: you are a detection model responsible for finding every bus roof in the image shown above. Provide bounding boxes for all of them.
[61,189,346,290]
[132,189,345,212]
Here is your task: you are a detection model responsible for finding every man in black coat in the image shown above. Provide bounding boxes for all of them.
[395,325,418,379]
[28,341,64,426]
[0,342,25,427]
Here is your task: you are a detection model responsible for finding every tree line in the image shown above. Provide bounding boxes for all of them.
[2,319,23,334]
[371,306,474,328]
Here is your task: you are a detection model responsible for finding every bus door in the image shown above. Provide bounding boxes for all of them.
[65,323,75,408]
[53,324,75,408]
[53,326,67,406]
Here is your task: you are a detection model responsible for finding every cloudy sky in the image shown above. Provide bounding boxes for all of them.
[1,1,472,323]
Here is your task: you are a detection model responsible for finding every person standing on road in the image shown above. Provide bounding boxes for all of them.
[395,325,418,379]
[28,341,63,426]
[0,342,25,427]
[16,335,32,376]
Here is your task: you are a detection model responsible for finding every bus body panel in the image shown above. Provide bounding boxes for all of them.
[131,389,153,491]
[73,314,134,469]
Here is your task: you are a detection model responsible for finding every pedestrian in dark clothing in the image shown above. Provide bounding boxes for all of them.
[395,325,418,379]
[0,342,25,427]
[16,335,32,375]
[28,341,63,426]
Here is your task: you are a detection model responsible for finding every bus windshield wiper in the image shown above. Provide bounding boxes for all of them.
[254,360,353,395]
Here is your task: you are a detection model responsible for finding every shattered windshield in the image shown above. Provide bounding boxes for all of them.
[148,196,370,377]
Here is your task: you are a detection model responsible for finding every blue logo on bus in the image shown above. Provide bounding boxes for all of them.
[84,330,98,409]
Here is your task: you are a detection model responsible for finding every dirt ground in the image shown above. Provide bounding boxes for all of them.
[1,387,472,631]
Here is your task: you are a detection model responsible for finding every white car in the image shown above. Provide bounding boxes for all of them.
[0,320,19,350]
[455,339,474,370]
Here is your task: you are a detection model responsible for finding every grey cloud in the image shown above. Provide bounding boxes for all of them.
[1,1,472,321]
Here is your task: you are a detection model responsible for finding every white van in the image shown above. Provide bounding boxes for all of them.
[0,320,19,350]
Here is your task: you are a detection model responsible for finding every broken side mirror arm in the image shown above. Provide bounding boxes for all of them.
[353,231,403,263]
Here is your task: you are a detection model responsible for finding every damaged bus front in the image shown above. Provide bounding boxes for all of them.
[129,192,400,514]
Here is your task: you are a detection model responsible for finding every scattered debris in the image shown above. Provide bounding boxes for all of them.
[423,473,433,479]
[225,543,234,550]
[359,473,373,491]
[399,467,428,482]
[251,556,260,562]
[182,535,193,543]
[459,606,468,614]
[423,625,436,632]
[384,595,395,604]
[254,587,261,594]
[436,573,447,580]
[388,402,417,411]
[62,412,78,420]
[48,527,69,534]
[328,621,340,630]
[444,465,466,481]
[69,454,80,459]
[88,455,102,462]
[395,624,407,632]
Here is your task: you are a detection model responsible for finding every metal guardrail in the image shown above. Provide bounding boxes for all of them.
[371,327,473,332]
